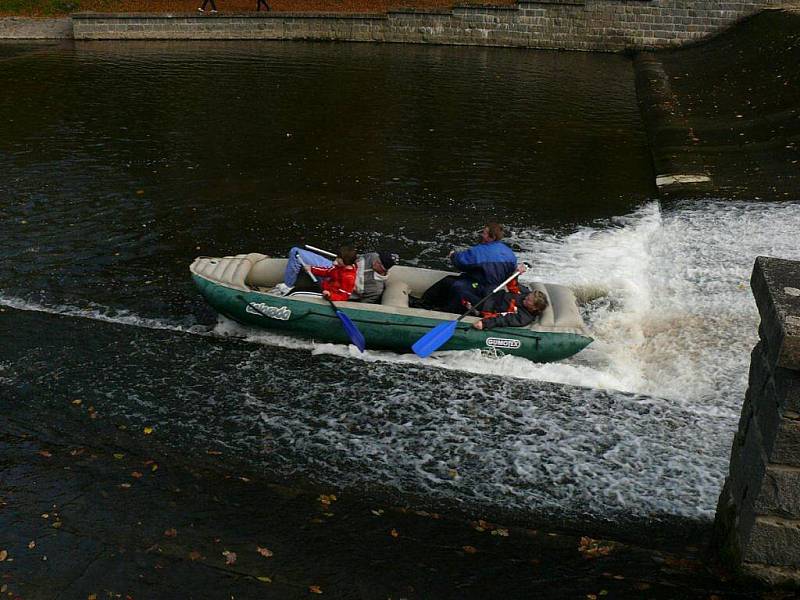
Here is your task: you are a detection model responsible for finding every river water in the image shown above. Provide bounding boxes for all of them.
[2,40,799,526]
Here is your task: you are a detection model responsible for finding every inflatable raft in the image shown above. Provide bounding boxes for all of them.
[190,253,593,362]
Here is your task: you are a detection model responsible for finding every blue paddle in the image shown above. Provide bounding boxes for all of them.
[412,268,524,358]
[296,253,366,353]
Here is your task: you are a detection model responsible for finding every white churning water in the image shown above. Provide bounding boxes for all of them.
[4,200,800,521]
[212,200,800,520]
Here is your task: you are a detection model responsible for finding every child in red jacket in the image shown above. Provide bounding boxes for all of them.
[306,245,358,301]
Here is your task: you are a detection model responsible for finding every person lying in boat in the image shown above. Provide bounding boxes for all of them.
[472,289,549,330]
[302,245,359,301]
[271,246,398,303]
[421,222,519,313]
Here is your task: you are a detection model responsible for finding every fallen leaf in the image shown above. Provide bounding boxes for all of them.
[164,528,177,538]
[371,509,384,516]
[89,594,97,600]
[189,550,202,561]
[318,494,337,506]
[38,450,52,458]
[256,546,273,558]
[70,448,86,457]
[206,449,222,456]
[390,529,399,538]
[143,426,153,435]
[309,585,323,594]
[28,541,35,549]
[578,537,614,558]
[587,595,597,600]
[52,521,63,528]
[491,528,509,537]
[151,463,159,472]
[119,483,131,489]
[71,399,82,406]
[131,471,143,479]
[462,545,478,554]
[257,576,272,583]
[239,476,251,483]
[113,453,125,460]
[223,550,237,565]
[0,550,7,561]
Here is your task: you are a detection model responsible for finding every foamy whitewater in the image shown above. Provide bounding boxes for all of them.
[4,200,800,521]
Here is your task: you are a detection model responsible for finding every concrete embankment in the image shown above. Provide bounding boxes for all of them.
[634,9,800,200]
[1,0,793,51]
[0,17,70,38]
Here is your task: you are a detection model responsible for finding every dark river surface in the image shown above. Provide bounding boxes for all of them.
[2,39,800,528]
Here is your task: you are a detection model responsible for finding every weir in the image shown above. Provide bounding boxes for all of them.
[2,1,797,51]
[714,257,800,585]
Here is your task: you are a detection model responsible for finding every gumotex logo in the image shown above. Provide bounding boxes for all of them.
[485,337,521,349]
[245,303,292,321]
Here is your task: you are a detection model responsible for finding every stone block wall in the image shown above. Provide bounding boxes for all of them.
[68,0,794,51]
[714,257,800,586]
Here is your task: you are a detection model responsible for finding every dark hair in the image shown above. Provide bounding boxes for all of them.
[486,222,504,241]
[338,245,357,266]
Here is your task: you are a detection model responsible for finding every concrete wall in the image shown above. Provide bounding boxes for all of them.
[69,2,786,51]
[0,17,71,38]
[0,0,785,51]
[714,257,800,586]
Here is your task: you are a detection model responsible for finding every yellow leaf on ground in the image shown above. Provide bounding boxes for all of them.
[113,453,124,460]
[143,426,153,435]
[257,576,272,583]
[257,546,273,558]
[0,550,7,561]
[88,594,97,600]
[491,528,509,537]
[309,585,323,594]
[71,399,82,405]
[151,463,159,472]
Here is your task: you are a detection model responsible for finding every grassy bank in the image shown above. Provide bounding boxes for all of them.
[0,0,514,16]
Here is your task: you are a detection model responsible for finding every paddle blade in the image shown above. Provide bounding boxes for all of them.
[412,320,458,358]
[335,310,366,353]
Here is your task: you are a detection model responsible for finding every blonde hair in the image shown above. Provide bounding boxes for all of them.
[525,290,549,313]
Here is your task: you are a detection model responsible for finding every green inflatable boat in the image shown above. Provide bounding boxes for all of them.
[190,253,593,362]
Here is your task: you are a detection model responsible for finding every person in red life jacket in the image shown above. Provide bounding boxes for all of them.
[472,289,549,330]
[304,245,358,301]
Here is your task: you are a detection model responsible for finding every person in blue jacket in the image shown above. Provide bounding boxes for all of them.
[421,222,519,313]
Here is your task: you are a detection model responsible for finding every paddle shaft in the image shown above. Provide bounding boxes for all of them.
[454,268,524,324]
[304,244,337,259]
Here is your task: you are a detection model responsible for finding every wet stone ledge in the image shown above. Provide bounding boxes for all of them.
[714,257,800,586]
[65,0,785,51]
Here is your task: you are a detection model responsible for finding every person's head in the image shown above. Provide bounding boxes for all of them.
[522,290,549,314]
[338,244,357,266]
[373,251,399,276]
[480,222,504,243]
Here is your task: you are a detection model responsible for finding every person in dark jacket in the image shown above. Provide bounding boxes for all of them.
[422,222,518,313]
[472,289,549,330]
